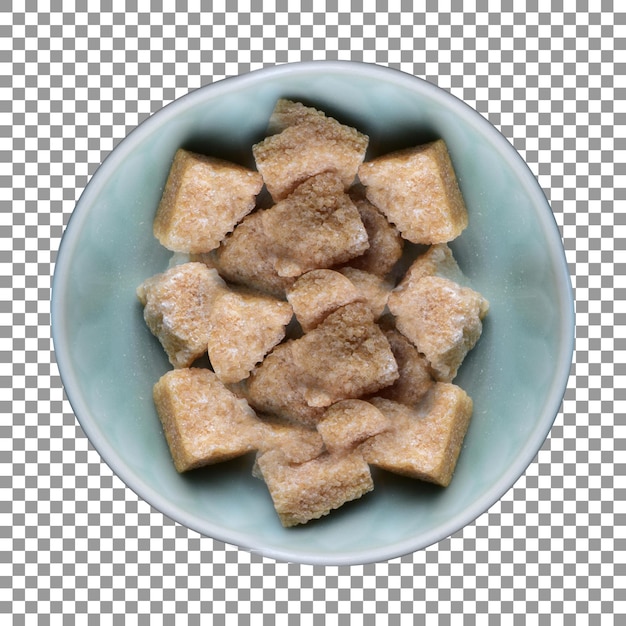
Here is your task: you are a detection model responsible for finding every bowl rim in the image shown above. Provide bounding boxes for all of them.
[51,60,575,565]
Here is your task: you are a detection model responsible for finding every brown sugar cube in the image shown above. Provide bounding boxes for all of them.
[253,99,369,202]
[255,449,374,527]
[286,269,363,332]
[397,243,465,287]
[337,267,393,319]
[243,341,326,428]
[317,399,389,455]
[376,327,434,405]
[211,211,295,298]
[261,172,369,278]
[207,289,293,384]
[153,149,263,253]
[153,368,262,473]
[255,414,325,465]
[137,262,227,368]
[266,97,325,134]
[345,189,404,277]
[290,302,399,408]
[358,139,469,244]
[388,275,489,382]
[361,383,473,487]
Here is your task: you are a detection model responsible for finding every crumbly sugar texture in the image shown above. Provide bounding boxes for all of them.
[376,327,434,405]
[388,275,489,382]
[207,288,293,384]
[152,368,262,473]
[398,243,465,286]
[358,139,469,244]
[337,267,393,319]
[266,97,329,134]
[255,414,325,465]
[261,171,369,278]
[243,341,326,428]
[253,98,369,202]
[137,262,227,368]
[255,449,374,527]
[361,383,473,487]
[317,399,389,455]
[153,149,263,253]
[290,302,399,408]
[211,211,294,298]
[286,269,363,332]
[345,188,404,276]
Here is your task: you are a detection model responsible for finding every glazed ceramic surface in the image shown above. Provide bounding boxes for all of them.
[52,61,574,565]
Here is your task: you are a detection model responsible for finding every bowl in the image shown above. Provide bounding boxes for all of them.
[51,61,574,565]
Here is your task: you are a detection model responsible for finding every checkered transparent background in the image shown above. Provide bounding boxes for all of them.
[2,2,624,622]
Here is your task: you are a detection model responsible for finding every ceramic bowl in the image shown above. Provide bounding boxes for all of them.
[51,61,574,565]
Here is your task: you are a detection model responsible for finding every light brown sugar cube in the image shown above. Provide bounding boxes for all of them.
[376,327,434,406]
[137,262,227,368]
[361,383,473,487]
[253,99,369,201]
[255,414,325,465]
[153,368,262,473]
[290,302,399,408]
[266,98,325,134]
[153,149,263,253]
[286,269,363,332]
[255,449,374,527]
[397,243,465,287]
[337,267,393,320]
[207,289,293,384]
[358,139,468,244]
[261,172,369,278]
[211,211,295,298]
[243,341,326,428]
[388,275,489,382]
[345,189,404,277]
[317,399,389,455]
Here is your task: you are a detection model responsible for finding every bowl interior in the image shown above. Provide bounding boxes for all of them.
[52,62,574,565]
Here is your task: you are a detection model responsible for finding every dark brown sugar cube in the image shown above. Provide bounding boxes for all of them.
[136,262,227,368]
[243,341,326,428]
[362,383,473,487]
[358,139,468,244]
[261,172,369,278]
[211,211,295,298]
[376,327,434,406]
[153,368,262,473]
[253,99,369,202]
[153,149,263,253]
[290,302,399,408]
[345,189,404,277]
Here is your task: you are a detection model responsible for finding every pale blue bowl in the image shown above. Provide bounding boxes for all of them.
[51,61,574,565]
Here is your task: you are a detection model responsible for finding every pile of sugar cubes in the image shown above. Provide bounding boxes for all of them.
[137,99,488,527]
